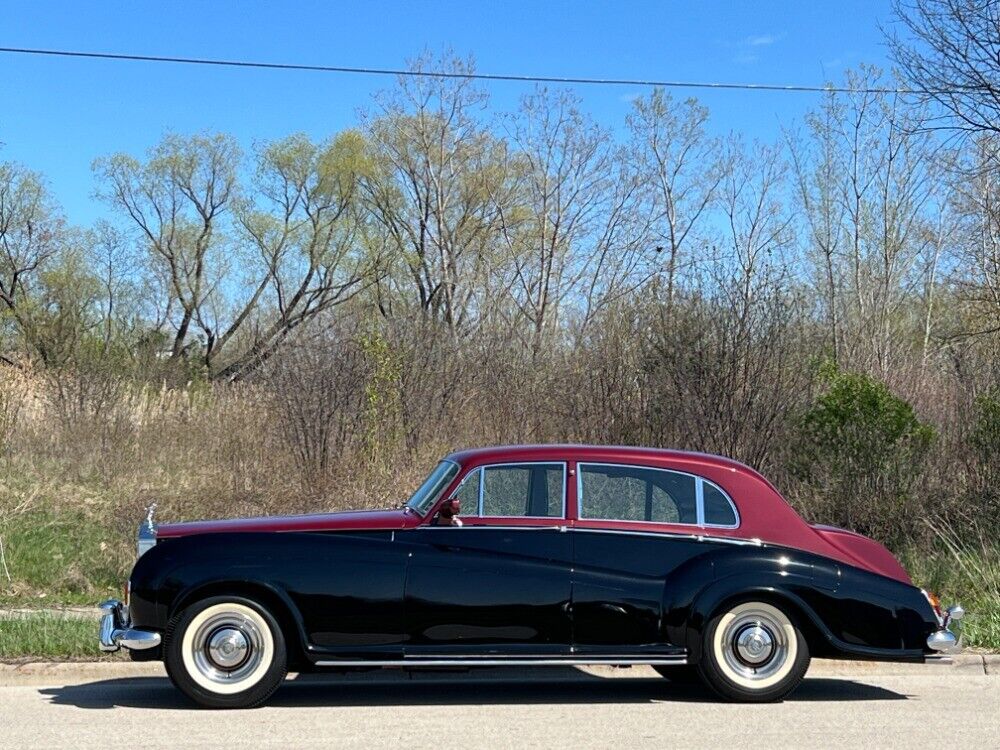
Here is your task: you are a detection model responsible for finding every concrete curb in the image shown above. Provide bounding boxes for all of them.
[1,656,996,687]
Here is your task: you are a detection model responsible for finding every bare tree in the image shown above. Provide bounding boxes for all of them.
[790,68,941,374]
[222,132,376,380]
[889,0,1000,137]
[627,89,721,311]
[97,132,374,380]
[95,134,240,368]
[952,135,1000,338]
[498,88,651,354]
[263,318,372,488]
[718,138,793,322]
[361,54,511,331]
[0,159,63,364]
[787,94,849,361]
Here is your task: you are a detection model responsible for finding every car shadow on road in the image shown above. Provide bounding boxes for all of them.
[38,670,908,710]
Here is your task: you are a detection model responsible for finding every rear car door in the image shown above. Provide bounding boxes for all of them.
[571,463,729,656]
[402,462,573,658]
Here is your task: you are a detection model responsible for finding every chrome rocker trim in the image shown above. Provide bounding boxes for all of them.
[99,599,161,652]
[926,604,965,654]
[316,655,688,667]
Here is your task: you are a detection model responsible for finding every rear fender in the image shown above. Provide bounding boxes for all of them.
[679,575,835,662]
[660,544,838,661]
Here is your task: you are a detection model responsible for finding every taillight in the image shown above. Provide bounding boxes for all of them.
[922,589,944,624]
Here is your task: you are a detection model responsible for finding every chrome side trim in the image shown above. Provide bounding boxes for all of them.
[410,524,765,547]
[315,656,688,667]
[572,526,763,547]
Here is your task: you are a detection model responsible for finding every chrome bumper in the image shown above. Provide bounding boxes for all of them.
[98,599,161,652]
[926,604,964,654]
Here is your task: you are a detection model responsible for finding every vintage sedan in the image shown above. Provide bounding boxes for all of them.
[99,445,963,708]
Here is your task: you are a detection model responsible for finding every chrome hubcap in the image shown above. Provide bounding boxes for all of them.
[721,608,789,680]
[735,625,774,664]
[190,612,266,684]
[207,627,249,670]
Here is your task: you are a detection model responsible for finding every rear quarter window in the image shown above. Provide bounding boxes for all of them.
[703,482,738,526]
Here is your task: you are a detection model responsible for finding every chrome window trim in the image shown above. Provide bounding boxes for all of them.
[576,462,740,530]
[448,462,568,520]
[449,466,484,515]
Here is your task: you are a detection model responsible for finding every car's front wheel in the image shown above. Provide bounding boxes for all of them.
[697,600,810,702]
[164,596,287,709]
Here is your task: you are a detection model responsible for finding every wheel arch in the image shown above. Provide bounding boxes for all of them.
[170,580,310,671]
[684,580,835,663]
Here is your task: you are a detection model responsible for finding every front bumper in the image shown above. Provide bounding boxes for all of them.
[926,604,965,654]
[98,599,161,652]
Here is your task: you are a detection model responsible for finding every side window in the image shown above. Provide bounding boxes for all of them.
[578,464,738,528]
[703,482,738,526]
[452,469,481,515]
[579,465,696,523]
[481,463,564,517]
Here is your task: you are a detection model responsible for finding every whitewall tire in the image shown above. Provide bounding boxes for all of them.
[697,600,809,702]
[165,596,287,709]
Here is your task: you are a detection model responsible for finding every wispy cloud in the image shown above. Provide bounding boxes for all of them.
[729,33,782,64]
[618,91,645,104]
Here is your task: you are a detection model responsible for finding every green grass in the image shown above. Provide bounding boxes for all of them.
[0,614,106,660]
[902,531,1000,651]
[0,509,129,606]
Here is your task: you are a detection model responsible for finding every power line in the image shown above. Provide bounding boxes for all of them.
[0,45,938,95]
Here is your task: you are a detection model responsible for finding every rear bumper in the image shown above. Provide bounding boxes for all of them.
[926,629,959,653]
[98,599,161,652]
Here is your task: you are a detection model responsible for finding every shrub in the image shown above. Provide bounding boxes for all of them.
[789,364,935,546]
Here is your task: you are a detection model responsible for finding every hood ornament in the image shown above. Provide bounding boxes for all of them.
[145,503,158,533]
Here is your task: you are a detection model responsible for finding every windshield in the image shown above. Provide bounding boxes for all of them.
[406,460,460,515]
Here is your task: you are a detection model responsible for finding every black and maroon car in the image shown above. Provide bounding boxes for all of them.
[99,445,963,708]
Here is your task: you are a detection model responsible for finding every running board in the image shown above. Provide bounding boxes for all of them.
[315,656,688,667]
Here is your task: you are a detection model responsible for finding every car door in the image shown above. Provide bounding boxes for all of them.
[402,462,573,658]
[571,462,713,656]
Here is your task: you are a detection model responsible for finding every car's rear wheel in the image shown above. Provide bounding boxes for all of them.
[697,600,809,702]
[164,596,287,709]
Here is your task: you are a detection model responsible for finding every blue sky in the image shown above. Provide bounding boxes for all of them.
[3,0,896,225]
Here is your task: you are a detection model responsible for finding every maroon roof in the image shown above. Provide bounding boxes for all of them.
[447,444,770,482]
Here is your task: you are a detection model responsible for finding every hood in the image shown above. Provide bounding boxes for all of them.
[811,524,912,584]
[156,508,415,539]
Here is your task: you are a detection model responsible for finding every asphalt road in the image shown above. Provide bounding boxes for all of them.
[1,665,997,749]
